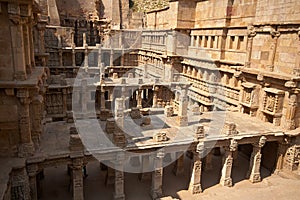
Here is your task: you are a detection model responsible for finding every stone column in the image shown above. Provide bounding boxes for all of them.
[153,86,159,108]
[267,29,280,72]
[27,164,39,200]
[31,94,44,146]
[139,155,151,181]
[220,147,234,187]
[137,89,142,108]
[72,47,76,67]
[11,167,30,200]
[284,93,297,130]
[84,48,89,71]
[177,86,189,127]
[191,35,195,46]
[23,19,32,74]
[220,139,237,187]
[110,49,114,66]
[8,3,27,80]
[114,153,125,200]
[188,151,202,194]
[17,89,34,157]
[151,151,164,199]
[196,36,200,47]
[245,25,256,68]
[173,152,184,176]
[71,158,84,200]
[247,136,266,183]
[100,88,106,110]
[57,35,63,67]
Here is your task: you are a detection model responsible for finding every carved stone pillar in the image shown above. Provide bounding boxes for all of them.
[71,158,84,200]
[23,19,32,74]
[191,35,195,46]
[11,167,30,200]
[27,164,39,200]
[173,152,184,176]
[151,151,164,199]
[100,88,106,110]
[245,25,256,68]
[137,89,142,108]
[247,136,266,183]
[177,86,189,127]
[31,94,44,147]
[17,89,34,157]
[9,3,27,80]
[110,49,114,66]
[284,93,297,130]
[267,29,280,72]
[153,86,159,108]
[220,139,237,187]
[114,154,125,200]
[293,30,300,76]
[84,47,88,70]
[72,47,76,67]
[106,166,115,185]
[188,151,202,194]
[220,148,234,187]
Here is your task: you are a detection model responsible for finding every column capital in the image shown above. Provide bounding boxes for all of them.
[27,164,39,177]
[270,28,280,38]
[229,139,238,152]
[247,25,257,37]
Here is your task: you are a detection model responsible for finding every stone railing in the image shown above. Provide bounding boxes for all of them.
[141,30,189,56]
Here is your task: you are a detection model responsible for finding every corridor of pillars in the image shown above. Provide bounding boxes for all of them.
[39,143,278,200]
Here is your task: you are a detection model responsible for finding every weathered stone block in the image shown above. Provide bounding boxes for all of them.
[164,106,174,117]
[130,107,141,119]
[153,131,168,142]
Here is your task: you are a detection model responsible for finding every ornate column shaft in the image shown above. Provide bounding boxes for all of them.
[27,164,39,200]
[110,49,114,66]
[267,29,280,72]
[71,158,84,200]
[177,86,189,127]
[72,48,76,67]
[17,89,34,157]
[247,136,266,183]
[114,153,125,200]
[220,148,234,187]
[100,88,106,110]
[188,151,202,194]
[9,3,27,80]
[245,25,256,68]
[152,86,159,108]
[284,93,297,130]
[151,151,164,199]
[137,89,142,108]
[23,19,32,74]
[220,139,237,187]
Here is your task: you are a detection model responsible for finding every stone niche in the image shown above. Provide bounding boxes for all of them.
[261,88,285,126]
[240,82,259,116]
[153,131,169,142]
